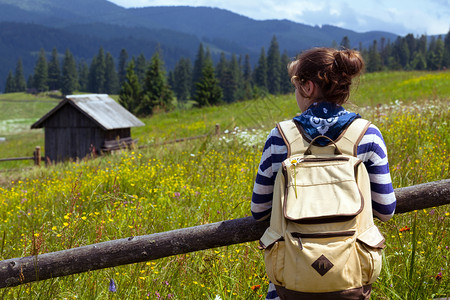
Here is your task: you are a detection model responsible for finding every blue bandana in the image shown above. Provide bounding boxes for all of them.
[293,102,360,146]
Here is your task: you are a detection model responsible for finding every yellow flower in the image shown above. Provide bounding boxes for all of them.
[63,222,69,227]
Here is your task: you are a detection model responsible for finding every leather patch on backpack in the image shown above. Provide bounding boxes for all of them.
[312,255,334,276]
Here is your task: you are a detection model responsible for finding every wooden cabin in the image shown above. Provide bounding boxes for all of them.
[31,94,144,163]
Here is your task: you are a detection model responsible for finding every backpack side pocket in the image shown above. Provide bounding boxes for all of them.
[261,227,285,286]
[356,226,385,285]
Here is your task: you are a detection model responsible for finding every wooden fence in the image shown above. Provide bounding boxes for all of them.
[0,146,43,166]
[0,125,221,166]
[0,179,448,288]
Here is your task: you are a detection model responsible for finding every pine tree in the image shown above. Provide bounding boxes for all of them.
[243,54,252,83]
[340,36,351,49]
[267,36,281,94]
[404,34,417,66]
[215,52,228,81]
[431,37,445,70]
[47,48,61,91]
[426,36,444,70]
[194,51,222,107]
[27,75,33,90]
[280,51,293,94]
[135,53,147,86]
[242,54,253,99]
[139,51,173,116]
[192,43,205,96]
[443,30,450,69]
[118,48,129,86]
[380,38,391,67]
[104,52,119,94]
[119,60,142,114]
[4,71,15,93]
[216,52,236,103]
[410,51,427,70]
[367,40,382,72]
[88,47,106,93]
[397,37,410,68]
[61,49,78,95]
[14,59,27,92]
[78,61,89,92]
[229,54,242,101]
[253,47,268,91]
[418,35,428,54]
[33,48,48,92]
[173,57,192,102]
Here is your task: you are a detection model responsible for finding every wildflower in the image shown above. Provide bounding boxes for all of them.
[109,278,117,292]
[251,285,261,292]
[290,159,302,198]
[399,226,410,232]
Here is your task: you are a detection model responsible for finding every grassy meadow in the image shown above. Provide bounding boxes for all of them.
[0,70,449,299]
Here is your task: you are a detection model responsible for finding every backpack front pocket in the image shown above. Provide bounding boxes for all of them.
[283,231,361,293]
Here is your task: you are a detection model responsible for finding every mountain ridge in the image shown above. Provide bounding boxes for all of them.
[0,0,403,92]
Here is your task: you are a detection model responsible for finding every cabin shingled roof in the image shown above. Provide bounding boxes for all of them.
[31,94,145,130]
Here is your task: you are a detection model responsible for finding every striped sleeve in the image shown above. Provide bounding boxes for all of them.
[251,127,287,221]
[357,124,396,221]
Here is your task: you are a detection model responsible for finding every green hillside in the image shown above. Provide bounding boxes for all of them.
[1,70,448,170]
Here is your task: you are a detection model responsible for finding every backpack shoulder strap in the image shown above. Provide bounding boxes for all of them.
[335,118,372,157]
[277,118,371,157]
[276,120,309,157]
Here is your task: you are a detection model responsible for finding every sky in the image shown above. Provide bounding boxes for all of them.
[108,0,449,36]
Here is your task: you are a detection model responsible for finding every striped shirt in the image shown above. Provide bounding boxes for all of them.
[251,122,396,300]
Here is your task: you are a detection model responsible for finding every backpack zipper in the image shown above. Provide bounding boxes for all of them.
[290,231,356,250]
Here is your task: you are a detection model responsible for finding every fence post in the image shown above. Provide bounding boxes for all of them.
[34,146,41,166]
[215,124,220,137]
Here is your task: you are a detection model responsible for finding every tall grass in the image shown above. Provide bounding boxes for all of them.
[0,71,449,299]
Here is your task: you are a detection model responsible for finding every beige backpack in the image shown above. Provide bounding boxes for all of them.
[260,118,385,293]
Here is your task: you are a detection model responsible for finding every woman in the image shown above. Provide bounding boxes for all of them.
[251,47,397,299]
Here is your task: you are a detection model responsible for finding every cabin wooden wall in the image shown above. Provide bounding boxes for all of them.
[40,103,133,163]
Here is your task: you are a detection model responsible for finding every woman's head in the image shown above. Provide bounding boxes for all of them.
[288,47,365,105]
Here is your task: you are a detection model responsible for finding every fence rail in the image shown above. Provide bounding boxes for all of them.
[0,179,448,288]
[0,146,43,166]
[0,125,222,166]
